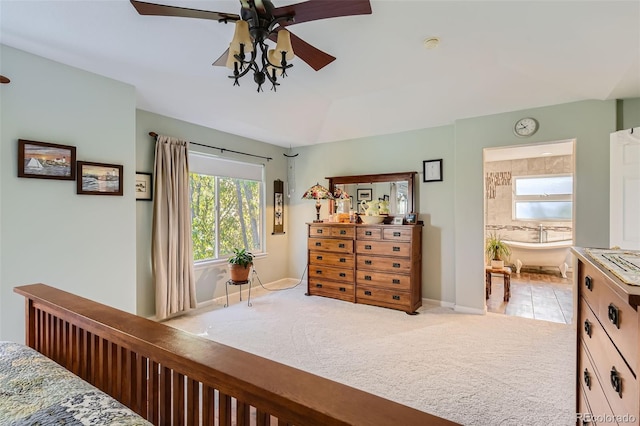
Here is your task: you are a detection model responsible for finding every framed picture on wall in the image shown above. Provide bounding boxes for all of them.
[357,188,372,201]
[17,139,76,180]
[135,172,153,201]
[423,159,443,182]
[77,161,123,196]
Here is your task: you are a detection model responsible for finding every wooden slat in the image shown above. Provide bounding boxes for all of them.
[122,348,132,407]
[149,361,160,423]
[160,366,172,422]
[172,371,185,425]
[219,391,232,426]
[186,378,199,425]
[237,401,251,426]
[256,408,269,426]
[202,385,215,426]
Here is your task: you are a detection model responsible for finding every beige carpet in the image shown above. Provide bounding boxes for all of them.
[165,282,575,426]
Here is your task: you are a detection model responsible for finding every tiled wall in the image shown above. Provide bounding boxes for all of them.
[485,155,573,243]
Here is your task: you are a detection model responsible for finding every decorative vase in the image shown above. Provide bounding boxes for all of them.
[229,263,252,282]
[491,260,504,269]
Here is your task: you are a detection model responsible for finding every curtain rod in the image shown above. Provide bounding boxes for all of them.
[149,132,272,161]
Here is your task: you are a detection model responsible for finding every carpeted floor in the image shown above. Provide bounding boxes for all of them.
[165,282,576,426]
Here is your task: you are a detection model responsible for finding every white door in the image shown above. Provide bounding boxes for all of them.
[610,127,640,250]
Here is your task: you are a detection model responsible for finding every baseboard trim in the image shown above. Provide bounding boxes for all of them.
[422,298,455,309]
[453,305,486,315]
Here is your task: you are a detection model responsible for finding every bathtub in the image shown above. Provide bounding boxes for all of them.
[503,239,573,278]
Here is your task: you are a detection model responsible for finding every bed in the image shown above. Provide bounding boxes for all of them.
[12,283,457,426]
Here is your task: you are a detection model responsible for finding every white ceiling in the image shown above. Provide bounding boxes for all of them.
[1,1,639,148]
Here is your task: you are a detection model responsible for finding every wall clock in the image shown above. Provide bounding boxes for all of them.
[514,117,539,137]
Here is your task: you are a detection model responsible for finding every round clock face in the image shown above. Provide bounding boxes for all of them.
[514,117,538,137]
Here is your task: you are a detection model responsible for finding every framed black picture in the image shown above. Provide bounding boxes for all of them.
[423,159,443,182]
[135,172,153,201]
[18,139,76,180]
[357,188,372,201]
[77,161,123,196]
[272,179,285,235]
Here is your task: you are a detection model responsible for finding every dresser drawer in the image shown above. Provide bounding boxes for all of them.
[357,227,382,240]
[308,238,353,253]
[356,270,410,290]
[309,225,332,237]
[356,286,410,310]
[580,262,638,373]
[309,265,353,283]
[382,227,412,241]
[356,255,411,273]
[309,251,354,268]
[308,279,354,302]
[331,226,355,238]
[578,343,618,425]
[356,240,411,257]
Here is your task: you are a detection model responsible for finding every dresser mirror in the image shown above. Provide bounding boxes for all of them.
[326,172,416,215]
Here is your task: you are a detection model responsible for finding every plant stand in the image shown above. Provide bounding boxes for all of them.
[224,278,252,308]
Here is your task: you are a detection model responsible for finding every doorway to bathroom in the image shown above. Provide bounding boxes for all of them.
[483,139,575,324]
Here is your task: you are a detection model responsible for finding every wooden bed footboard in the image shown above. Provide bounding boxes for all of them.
[14,284,456,426]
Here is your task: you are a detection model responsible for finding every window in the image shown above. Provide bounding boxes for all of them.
[513,174,573,221]
[189,152,264,263]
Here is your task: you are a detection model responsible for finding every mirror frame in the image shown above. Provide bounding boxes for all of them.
[326,171,417,214]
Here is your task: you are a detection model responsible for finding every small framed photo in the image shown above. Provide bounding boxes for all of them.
[392,216,404,225]
[77,161,123,196]
[18,139,76,180]
[135,172,153,201]
[423,159,443,182]
[405,213,417,224]
[357,188,372,201]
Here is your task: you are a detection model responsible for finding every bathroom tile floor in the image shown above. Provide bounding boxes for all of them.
[486,268,573,324]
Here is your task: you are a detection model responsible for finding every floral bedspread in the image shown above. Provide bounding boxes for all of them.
[0,341,151,425]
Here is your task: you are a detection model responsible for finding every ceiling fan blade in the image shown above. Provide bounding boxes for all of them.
[130,0,239,22]
[273,0,371,26]
[270,30,335,71]
[212,48,230,67]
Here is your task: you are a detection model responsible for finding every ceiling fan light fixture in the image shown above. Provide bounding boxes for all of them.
[275,30,294,60]
[423,37,440,49]
[230,20,253,53]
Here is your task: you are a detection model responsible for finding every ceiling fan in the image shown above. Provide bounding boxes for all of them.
[130,0,372,90]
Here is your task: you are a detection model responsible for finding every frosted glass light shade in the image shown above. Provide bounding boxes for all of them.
[275,30,294,60]
[230,20,253,53]
[226,45,241,69]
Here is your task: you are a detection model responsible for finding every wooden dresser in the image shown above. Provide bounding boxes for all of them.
[573,247,640,425]
[307,223,422,314]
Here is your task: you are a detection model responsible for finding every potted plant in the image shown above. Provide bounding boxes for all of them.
[485,232,511,269]
[228,248,254,282]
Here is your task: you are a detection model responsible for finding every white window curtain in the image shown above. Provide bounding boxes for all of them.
[152,135,197,320]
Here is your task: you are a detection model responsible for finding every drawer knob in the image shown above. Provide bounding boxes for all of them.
[607,303,620,329]
[365,245,372,250]
[364,290,372,296]
[610,367,622,397]
[392,295,400,301]
[339,287,346,292]
[365,231,372,236]
[392,279,400,284]
[316,270,322,274]
[584,275,593,291]
[364,275,372,280]
[316,284,323,288]
[315,242,321,246]
[339,258,346,263]
[317,229,323,234]
[365,260,372,265]
[392,246,400,252]
[340,230,346,235]
[339,273,346,277]
[338,243,345,248]
[583,369,591,390]
[584,320,592,338]
[393,232,401,237]
[316,255,323,260]
[393,263,400,268]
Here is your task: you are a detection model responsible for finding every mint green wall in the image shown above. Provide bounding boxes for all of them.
[621,98,640,129]
[289,126,457,304]
[0,46,137,342]
[135,110,290,318]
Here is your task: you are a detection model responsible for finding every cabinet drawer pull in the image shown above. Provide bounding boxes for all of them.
[365,245,372,250]
[316,255,323,260]
[364,291,372,296]
[365,231,372,236]
[339,258,346,263]
[316,284,323,288]
[392,246,400,252]
[338,243,345,248]
[393,232,401,237]
[339,287,346,292]
[339,273,346,277]
[316,229,323,234]
[340,230,346,235]
[607,303,620,329]
[392,279,400,284]
[365,260,372,265]
[393,263,400,268]
[584,275,593,291]
[392,295,400,301]
[583,369,591,390]
[315,242,321,247]
[364,275,372,280]
[316,270,322,274]
[610,367,622,397]
[584,319,592,338]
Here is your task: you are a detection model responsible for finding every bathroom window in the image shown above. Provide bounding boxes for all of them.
[513,174,572,221]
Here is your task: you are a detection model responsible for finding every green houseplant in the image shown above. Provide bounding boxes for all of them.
[485,232,511,269]
[228,248,254,282]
